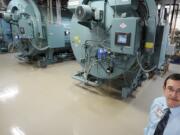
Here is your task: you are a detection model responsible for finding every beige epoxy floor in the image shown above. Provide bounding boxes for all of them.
[0,53,180,135]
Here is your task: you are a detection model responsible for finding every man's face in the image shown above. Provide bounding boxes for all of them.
[164,79,180,108]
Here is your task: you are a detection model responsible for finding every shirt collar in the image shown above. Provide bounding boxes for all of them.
[170,106,180,116]
[163,96,180,115]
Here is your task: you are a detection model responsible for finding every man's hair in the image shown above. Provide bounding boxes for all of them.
[164,73,180,87]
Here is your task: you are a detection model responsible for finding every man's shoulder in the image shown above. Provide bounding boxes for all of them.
[153,96,166,102]
[150,97,167,117]
[152,96,167,107]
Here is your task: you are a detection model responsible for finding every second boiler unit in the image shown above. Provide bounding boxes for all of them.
[2,0,73,67]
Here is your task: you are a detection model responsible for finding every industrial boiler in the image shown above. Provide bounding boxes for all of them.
[0,0,12,53]
[1,0,73,67]
[69,0,170,97]
[0,18,12,53]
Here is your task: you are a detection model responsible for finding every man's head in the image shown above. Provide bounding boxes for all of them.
[163,73,180,108]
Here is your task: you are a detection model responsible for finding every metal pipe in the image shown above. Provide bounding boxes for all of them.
[172,4,179,43]
[169,0,177,33]
[144,0,158,52]
[56,0,62,25]
[47,0,50,23]
[50,0,53,23]
[104,0,107,29]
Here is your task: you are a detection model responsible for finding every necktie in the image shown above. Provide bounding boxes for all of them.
[154,108,171,135]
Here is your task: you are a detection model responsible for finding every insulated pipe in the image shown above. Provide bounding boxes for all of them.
[170,0,177,33]
[50,0,53,23]
[47,0,50,23]
[56,0,62,25]
[171,4,179,43]
[144,0,158,43]
[144,0,158,53]
[0,1,5,7]
[104,0,107,29]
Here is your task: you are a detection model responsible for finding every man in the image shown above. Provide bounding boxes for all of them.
[144,73,180,135]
